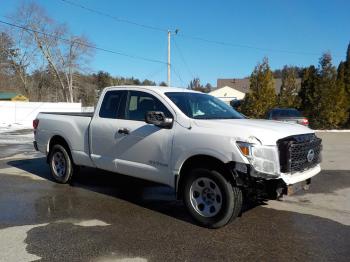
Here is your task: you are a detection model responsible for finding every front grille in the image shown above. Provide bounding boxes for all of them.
[277,134,322,173]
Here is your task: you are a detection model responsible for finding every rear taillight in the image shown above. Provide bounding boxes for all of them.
[33,119,39,129]
[301,118,309,126]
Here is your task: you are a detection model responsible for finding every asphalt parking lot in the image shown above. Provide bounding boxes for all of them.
[0,129,349,261]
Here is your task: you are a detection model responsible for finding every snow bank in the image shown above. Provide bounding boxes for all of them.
[0,123,32,133]
[0,101,81,127]
[0,123,34,145]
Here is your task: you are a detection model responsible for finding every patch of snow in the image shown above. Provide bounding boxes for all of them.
[55,219,111,227]
[93,257,147,262]
[0,131,33,144]
[73,219,111,227]
[0,124,33,148]
[0,123,32,134]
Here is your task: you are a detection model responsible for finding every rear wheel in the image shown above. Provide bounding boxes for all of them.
[49,144,74,183]
[183,167,242,228]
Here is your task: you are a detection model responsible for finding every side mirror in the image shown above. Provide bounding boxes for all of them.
[145,111,173,128]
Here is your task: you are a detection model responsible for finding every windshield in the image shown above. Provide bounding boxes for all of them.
[165,92,244,119]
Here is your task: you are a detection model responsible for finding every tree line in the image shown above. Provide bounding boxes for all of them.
[187,78,213,93]
[1,2,349,129]
[0,2,165,106]
[239,45,350,129]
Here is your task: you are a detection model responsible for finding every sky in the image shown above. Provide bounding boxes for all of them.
[1,0,350,87]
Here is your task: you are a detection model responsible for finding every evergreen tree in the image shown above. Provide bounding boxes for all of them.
[299,65,319,123]
[188,77,202,91]
[278,66,300,107]
[132,78,141,85]
[316,53,348,128]
[141,79,156,86]
[337,63,350,123]
[204,83,213,93]
[273,66,304,78]
[94,71,112,91]
[334,62,350,127]
[344,42,350,95]
[343,42,350,126]
[241,57,276,118]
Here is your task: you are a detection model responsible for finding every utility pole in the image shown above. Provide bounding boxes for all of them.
[167,29,178,87]
[167,30,171,87]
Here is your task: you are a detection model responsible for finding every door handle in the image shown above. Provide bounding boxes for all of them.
[118,128,130,135]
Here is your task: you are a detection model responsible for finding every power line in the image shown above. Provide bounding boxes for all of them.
[177,34,325,57]
[143,64,166,80]
[60,0,168,32]
[57,0,332,57]
[173,37,195,79]
[0,19,167,65]
[172,66,185,87]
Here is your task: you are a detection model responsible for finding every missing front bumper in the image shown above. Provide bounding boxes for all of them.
[285,178,311,196]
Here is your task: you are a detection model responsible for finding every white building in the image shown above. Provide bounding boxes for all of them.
[212,78,300,105]
[209,86,245,104]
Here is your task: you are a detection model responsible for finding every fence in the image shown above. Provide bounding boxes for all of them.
[0,101,81,127]
[81,106,94,112]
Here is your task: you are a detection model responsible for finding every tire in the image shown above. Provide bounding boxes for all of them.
[183,167,242,228]
[49,144,74,184]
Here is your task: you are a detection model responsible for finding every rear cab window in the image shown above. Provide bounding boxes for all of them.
[99,90,127,119]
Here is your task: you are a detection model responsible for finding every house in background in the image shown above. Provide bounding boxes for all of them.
[209,86,245,104]
[0,92,29,102]
[212,78,301,104]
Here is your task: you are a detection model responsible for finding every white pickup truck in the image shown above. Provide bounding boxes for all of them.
[33,86,322,228]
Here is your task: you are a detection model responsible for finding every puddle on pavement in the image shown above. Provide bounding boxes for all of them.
[0,152,349,261]
[0,169,349,261]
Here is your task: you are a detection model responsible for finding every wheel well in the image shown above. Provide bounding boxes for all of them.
[176,155,235,199]
[47,135,71,162]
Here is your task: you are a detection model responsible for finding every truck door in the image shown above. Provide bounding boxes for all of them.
[90,90,128,171]
[90,89,175,186]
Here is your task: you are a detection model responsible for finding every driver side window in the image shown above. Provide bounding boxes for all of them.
[126,91,172,121]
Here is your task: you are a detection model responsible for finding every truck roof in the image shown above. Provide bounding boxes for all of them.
[104,85,200,95]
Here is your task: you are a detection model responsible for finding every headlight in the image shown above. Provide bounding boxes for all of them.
[236,141,280,176]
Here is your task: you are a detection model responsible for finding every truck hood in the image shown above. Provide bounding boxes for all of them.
[193,119,314,145]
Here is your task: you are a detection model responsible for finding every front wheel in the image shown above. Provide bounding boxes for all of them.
[183,168,242,228]
[49,144,74,184]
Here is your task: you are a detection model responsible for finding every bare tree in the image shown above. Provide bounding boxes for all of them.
[188,77,202,90]
[9,2,93,102]
[0,30,37,96]
[0,32,14,89]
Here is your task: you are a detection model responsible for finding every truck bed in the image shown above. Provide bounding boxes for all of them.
[36,111,94,167]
